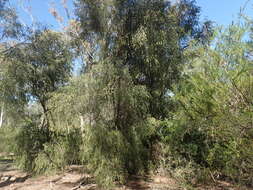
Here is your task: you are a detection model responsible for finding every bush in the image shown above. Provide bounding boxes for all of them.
[14,122,51,172]
[158,23,253,185]
[33,128,83,174]
[14,121,82,174]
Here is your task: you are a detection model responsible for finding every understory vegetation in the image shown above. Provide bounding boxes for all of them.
[0,0,253,188]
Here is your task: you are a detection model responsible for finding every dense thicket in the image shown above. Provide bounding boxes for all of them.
[159,23,253,185]
[0,0,253,188]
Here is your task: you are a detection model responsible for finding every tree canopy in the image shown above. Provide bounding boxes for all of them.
[74,0,211,118]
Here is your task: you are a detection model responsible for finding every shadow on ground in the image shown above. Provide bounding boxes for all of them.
[0,157,14,172]
[0,155,31,188]
[0,175,31,188]
[124,176,150,190]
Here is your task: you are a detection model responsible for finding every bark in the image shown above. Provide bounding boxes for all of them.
[39,99,50,129]
[0,104,4,128]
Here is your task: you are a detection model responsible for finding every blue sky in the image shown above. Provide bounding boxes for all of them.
[197,0,253,25]
[9,0,75,30]
[9,0,253,29]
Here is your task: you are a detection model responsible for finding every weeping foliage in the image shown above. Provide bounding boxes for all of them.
[2,29,73,126]
[49,62,153,186]
[4,0,253,188]
[3,29,74,174]
[14,122,51,172]
[74,0,210,118]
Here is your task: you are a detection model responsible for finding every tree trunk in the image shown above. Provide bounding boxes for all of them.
[39,99,50,128]
[0,104,4,128]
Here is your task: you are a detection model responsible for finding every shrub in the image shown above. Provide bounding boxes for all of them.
[159,23,253,185]
[14,122,51,172]
[14,120,82,174]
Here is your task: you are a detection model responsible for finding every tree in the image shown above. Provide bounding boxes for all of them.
[49,61,152,185]
[1,29,73,173]
[74,0,211,118]
[3,29,73,127]
[0,104,3,128]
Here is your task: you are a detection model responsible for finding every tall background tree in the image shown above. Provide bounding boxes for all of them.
[74,0,211,118]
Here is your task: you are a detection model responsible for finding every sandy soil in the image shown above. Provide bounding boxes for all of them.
[0,154,251,190]
[0,156,179,190]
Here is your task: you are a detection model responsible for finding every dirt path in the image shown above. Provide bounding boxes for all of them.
[0,154,251,190]
[0,154,179,190]
[0,169,178,190]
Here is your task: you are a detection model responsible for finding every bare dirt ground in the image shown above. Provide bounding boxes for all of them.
[0,153,252,190]
[0,167,179,190]
[0,153,180,190]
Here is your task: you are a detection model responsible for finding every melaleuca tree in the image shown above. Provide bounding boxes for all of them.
[74,0,211,118]
[162,22,253,184]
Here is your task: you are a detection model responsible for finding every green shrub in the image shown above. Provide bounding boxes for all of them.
[158,23,253,185]
[14,120,82,174]
[14,122,51,172]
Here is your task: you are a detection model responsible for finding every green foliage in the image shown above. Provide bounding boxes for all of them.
[0,126,18,153]
[160,22,253,185]
[2,30,73,124]
[14,122,82,174]
[2,0,253,189]
[1,28,75,175]
[14,122,51,172]
[0,47,28,126]
[33,128,82,174]
[50,62,151,187]
[9,30,72,95]
[75,0,210,118]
